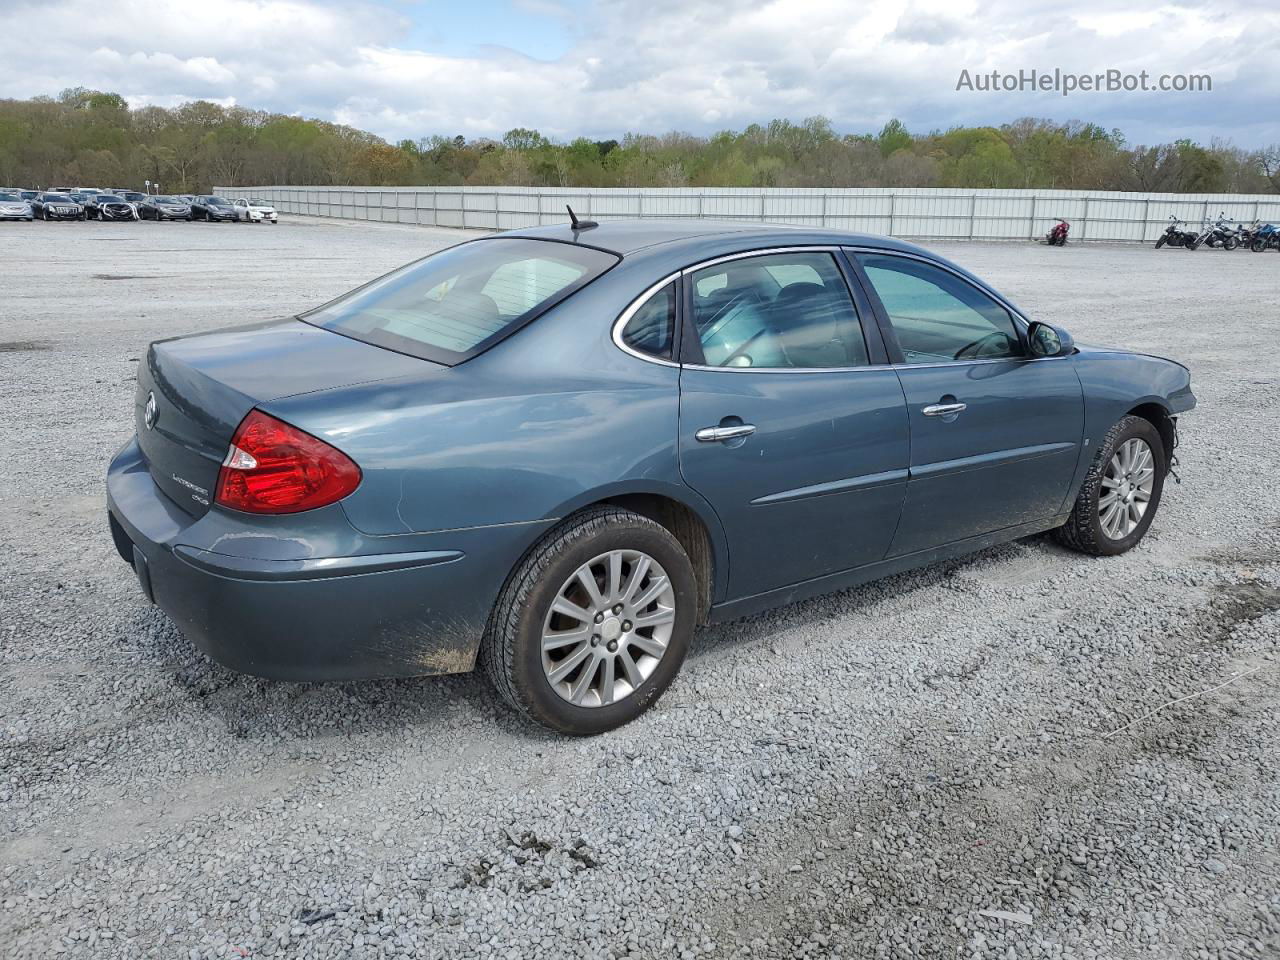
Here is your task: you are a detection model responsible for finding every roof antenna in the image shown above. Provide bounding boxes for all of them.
[566,205,598,231]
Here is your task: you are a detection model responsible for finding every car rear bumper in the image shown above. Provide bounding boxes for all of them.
[106,437,544,680]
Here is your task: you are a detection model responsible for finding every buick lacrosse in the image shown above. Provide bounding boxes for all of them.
[107,219,1195,733]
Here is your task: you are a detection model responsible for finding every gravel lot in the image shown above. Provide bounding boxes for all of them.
[1,218,1277,960]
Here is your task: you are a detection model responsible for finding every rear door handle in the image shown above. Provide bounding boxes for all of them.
[922,402,967,417]
[695,424,757,442]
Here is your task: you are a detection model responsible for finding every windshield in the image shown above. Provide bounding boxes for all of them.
[250,198,270,206]
[303,238,618,364]
[0,193,19,202]
[153,196,182,204]
[43,194,72,201]
[204,196,230,205]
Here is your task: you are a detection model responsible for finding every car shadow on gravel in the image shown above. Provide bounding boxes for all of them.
[688,536,1040,663]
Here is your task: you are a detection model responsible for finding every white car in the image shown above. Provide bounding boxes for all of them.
[233,198,278,223]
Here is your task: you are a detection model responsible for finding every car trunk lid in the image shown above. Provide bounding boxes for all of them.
[136,319,434,518]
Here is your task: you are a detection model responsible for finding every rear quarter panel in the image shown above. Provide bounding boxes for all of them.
[264,265,730,596]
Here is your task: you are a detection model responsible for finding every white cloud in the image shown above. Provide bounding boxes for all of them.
[0,0,1276,146]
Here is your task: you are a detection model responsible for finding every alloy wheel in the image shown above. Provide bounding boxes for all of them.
[541,549,676,708]
[1099,438,1155,540]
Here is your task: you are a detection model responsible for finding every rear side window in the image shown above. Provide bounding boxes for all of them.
[689,251,868,369]
[620,282,675,360]
[302,238,617,364]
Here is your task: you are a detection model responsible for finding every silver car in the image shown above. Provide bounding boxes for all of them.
[0,191,34,221]
[233,197,278,223]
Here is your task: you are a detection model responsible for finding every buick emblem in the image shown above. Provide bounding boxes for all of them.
[143,391,158,430]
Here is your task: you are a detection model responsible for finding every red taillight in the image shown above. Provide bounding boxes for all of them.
[214,410,361,514]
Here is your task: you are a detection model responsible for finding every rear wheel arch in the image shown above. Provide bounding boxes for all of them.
[595,492,717,625]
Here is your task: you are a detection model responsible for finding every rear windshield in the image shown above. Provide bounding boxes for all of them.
[302,238,618,364]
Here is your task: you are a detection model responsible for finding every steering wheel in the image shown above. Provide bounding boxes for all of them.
[954,331,1012,360]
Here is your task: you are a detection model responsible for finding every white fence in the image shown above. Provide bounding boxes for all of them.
[215,185,1280,243]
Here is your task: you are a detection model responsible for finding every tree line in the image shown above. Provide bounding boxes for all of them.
[2,88,1277,195]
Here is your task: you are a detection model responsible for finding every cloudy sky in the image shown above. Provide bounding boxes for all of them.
[1,0,1277,146]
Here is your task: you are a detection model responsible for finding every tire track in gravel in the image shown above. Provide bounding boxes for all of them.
[686,553,1280,960]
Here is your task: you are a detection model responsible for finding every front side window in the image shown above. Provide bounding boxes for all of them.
[303,238,618,364]
[620,282,675,360]
[858,254,1025,364]
[689,251,867,369]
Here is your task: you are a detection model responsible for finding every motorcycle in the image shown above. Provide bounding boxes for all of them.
[1250,222,1280,252]
[1155,215,1194,249]
[1186,214,1238,251]
[1236,219,1262,250]
[1045,219,1069,246]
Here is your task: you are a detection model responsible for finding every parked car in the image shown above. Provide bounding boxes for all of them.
[0,191,35,221]
[85,194,140,221]
[192,196,238,221]
[106,220,1195,734]
[137,195,193,221]
[32,192,85,220]
[233,197,278,223]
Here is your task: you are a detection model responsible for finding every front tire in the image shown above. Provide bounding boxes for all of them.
[1054,415,1166,557]
[1155,235,1167,249]
[482,506,698,734]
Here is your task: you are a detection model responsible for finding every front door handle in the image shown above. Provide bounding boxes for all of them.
[695,424,757,442]
[922,402,967,417]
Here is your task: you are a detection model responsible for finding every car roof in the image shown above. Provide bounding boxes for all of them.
[505,218,936,258]
[501,218,1025,319]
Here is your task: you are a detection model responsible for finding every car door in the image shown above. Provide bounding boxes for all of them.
[674,248,910,600]
[849,250,1084,557]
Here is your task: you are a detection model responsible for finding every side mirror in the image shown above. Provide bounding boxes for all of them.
[1027,321,1074,358]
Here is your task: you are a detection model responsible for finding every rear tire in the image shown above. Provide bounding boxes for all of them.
[1224,236,1239,251]
[482,506,697,734]
[1054,415,1166,557]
